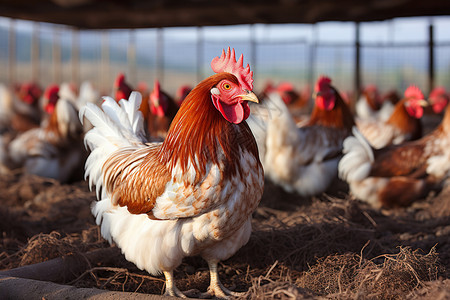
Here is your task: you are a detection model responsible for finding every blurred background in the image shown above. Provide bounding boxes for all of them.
[1,6,450,100]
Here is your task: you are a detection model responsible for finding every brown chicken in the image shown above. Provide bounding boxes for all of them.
[339,101,450,208]
[356,86,428,149]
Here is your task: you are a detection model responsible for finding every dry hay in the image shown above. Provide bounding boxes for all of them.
[0,171,449,299]
[298,246,441,299]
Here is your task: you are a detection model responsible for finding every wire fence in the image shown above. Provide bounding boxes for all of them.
[1,19,450,99]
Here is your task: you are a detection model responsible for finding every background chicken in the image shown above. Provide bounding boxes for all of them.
[7,81,44,134]
[428,86,449,115]
[145,79,179,139]
[6,87,85,183]
[356,86,428,149]
[80,47,263,298]
[113,72,133,102]
[174,84,192,107]
[338,101,450,208]
[247,75,354,197]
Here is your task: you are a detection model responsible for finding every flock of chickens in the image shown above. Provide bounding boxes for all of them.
[1,47,450,297]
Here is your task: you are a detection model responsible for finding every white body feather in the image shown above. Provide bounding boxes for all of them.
[247,92,343,196]
[0,84,13,132]
[356,118,410,149]
[356,96,394,122]
[8,98,84,182]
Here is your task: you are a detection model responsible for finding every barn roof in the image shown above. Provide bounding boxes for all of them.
[0,0,449,29]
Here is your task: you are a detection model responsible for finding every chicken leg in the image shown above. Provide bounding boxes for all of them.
[163,271,186,298]
[201,260,243,299]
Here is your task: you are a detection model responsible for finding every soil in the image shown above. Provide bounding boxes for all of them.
[0,165,449,299]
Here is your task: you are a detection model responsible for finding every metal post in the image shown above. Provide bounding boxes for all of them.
[250,24,256,82]
[354,22,361,103]
[31,22,40,83]
[156,27,164,83]
[428,22,435,94]
[8,18,16,85]
[308,24,317,105]
[101,30,110,94]
[71,28,79,85]
[128,29,137,84]
[197,26,203,83]
[53,26,61,84]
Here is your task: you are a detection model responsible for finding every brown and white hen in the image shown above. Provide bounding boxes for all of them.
[80,48,263,298]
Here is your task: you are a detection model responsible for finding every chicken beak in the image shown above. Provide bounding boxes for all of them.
[239,91,259,103]
[419,99,429,107]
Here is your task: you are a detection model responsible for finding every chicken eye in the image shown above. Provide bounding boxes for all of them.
[223,83,231,90]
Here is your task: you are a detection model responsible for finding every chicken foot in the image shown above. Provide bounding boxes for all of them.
[200,260,243,299]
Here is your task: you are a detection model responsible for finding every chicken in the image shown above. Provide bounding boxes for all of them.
[258,81,309,123]
[113,72,132,101]
[59,81,100,132]
[428,86,449,115]
[146,79,179,139]
[175,84,192,107]
[7,89,85,182]
[356,86,428,149]
[356,85,397,122]
[8,82,43,133]
[338,101,450,208]
[80,47,263,298]
[247,75,354,197]
[41,84,61,115]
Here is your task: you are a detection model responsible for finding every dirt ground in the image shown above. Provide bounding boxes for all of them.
[0,164,449,299]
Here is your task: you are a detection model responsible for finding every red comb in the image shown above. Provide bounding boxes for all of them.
[44,84,59,99]
[211,47,253,91]
[429,86,446,98]
[115,73,125,87]
[154,79,160,92]
[277,82,294,92]
[315,75,332,92]
[404,85,424,100]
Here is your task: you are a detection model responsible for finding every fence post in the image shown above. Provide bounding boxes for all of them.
[128,29,136,85]
[72,28,79,86]
[101,30,110,94]
[31,22,39,83]
[53,26,61,84]
[196,26,203,83]
[354,22,361,104]
[428,22,434,95]
[250,24,256,83]
[156,28,164,84]
[308,24,317,106]
[8,18,15,86]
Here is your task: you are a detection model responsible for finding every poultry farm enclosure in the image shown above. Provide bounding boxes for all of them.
[2,13,450,299]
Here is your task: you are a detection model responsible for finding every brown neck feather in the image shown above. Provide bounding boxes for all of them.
[441,103,450,133]
[308,87,355,130]
[159,73,259,180]
[386,98,422,135]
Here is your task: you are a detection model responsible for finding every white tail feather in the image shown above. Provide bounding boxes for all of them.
[338,126,374,182]
[80,92,146,194]
[55,98,83,139]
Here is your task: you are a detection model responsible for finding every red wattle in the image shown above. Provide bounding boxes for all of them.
[212,96,248,124]
[316,95,335,111]
[406,105,423,119]
[151,104,165,117]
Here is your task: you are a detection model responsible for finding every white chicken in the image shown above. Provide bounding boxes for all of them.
[247,76,354,197]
